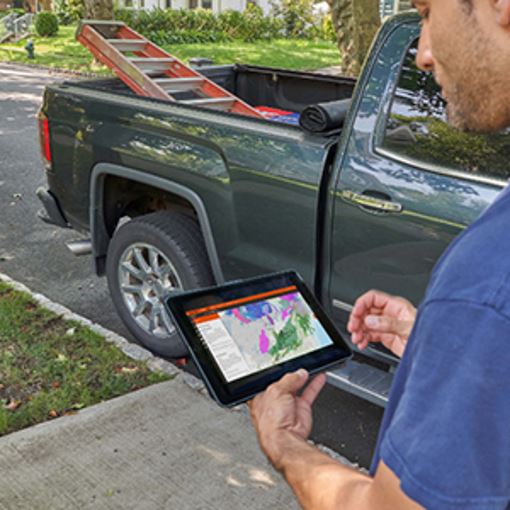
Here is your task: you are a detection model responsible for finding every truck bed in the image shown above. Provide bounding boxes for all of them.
[72,64,356,122]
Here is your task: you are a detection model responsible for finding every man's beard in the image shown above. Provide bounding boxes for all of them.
[442,27,510,134]
[446,82,510,134]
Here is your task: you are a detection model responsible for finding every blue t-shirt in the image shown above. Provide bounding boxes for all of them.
[370,186,510,509]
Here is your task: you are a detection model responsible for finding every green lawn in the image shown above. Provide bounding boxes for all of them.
[0,282,170,436]
[0,25,341,73]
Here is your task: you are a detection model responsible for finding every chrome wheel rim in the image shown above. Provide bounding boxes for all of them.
[118,243,183,338]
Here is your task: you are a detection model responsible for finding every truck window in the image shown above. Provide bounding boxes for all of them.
[379,40,510,183]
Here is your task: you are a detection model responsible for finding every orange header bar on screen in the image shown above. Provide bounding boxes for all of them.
[185,285,297,317]
[193,313,220,324]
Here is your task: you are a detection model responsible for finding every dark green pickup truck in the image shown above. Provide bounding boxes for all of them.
[36,13,510,406]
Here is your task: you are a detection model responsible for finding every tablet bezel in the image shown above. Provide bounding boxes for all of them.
[165,271,352,407]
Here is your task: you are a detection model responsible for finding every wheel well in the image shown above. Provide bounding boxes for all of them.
[103,175,198,237]
[91,166,224,284]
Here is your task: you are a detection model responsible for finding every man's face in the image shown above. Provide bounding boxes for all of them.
[414,0,510,133]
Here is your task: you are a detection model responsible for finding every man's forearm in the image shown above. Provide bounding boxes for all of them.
[270,432,372,510]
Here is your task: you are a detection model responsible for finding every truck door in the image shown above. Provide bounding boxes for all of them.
[325,21,510,362]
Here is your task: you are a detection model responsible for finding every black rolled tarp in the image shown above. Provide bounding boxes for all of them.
[299,99,352,133]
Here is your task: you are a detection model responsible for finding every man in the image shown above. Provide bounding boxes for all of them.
[249,1,510,508]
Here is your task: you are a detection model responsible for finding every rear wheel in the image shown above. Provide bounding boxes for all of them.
[106,211,214,358]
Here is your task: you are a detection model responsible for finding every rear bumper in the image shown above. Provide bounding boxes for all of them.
[36,187,70,229]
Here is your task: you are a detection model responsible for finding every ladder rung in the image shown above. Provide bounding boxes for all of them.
[77,20,265,118]
[154,77,204,92]
[181,97,235,110]
[129,57,175,72]
[108,39,147,52]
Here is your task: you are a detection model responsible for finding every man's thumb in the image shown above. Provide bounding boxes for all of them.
[278,369,309,393]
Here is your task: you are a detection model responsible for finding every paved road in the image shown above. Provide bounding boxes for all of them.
[0,62,383,468]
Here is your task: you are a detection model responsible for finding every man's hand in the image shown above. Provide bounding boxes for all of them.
[249,369,327,469]
[347,290,417,358]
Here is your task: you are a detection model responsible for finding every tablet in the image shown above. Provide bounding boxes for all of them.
[166,271,351,407]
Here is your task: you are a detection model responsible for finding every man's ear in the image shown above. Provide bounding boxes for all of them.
[495,0,510,26]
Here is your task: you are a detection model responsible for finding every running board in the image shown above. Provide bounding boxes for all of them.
[327,359,392,407]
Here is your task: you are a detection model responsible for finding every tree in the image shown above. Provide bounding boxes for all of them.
[328,0,381,77]
[83,0,113,20]
[40,0,52,11]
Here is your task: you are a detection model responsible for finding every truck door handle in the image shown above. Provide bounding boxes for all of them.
[340,190,403,214]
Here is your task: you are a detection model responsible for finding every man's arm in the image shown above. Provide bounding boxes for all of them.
[266,432,422,509]
[250,370,423,510]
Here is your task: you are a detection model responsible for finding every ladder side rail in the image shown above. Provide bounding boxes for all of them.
[142,39,264,116]
[79,21,264,118]
[116,25,201,79]
[77,24,173,101]
[117,24,151,41]
[115,23,264,118]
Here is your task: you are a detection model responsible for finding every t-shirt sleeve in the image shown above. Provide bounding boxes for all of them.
[379,299,510,510]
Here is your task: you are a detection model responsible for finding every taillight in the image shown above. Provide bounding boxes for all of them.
[38,111,52,165]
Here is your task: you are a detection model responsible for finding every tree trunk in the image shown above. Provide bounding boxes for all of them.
[40,0,52,11]
[83,0,114,20]
[328,0,380,77]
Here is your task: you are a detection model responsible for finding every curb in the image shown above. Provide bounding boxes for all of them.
[0,272,361,471]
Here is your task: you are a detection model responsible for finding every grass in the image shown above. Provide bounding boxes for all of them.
[0,26,107,74]
[0,25,341,73]
[0,282,170,437]
[168,38,341,70]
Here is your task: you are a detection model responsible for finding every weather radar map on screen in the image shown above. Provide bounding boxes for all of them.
[188,286,333,382]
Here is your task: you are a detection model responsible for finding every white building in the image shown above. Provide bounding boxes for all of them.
[123,0,273,16]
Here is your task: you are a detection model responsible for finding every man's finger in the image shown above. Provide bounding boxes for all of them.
[365,315,413,337]
[300,373,327,407]
[348,290,389,332]
[351,290,389,317]
[274,369,309,394]
[365,314,398,333]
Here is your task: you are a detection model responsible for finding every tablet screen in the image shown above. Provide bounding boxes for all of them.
[166,271,351,406]
[186,285,333,383]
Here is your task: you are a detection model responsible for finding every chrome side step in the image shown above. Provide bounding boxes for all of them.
[327,359,393,407]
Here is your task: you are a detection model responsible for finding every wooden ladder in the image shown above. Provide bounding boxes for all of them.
[76,20,264,119]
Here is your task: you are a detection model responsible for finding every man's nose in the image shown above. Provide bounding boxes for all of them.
[416,24,434,72]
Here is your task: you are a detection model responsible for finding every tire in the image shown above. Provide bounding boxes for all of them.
[106,211,214,358]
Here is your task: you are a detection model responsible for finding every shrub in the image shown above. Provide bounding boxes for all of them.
[147,28,230,46]
[220,4,283,41]
[115,6,283,44]
[35,11,59,37]
[270,0,322,39]
[10,7,26,16]
[52,0,84,24]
